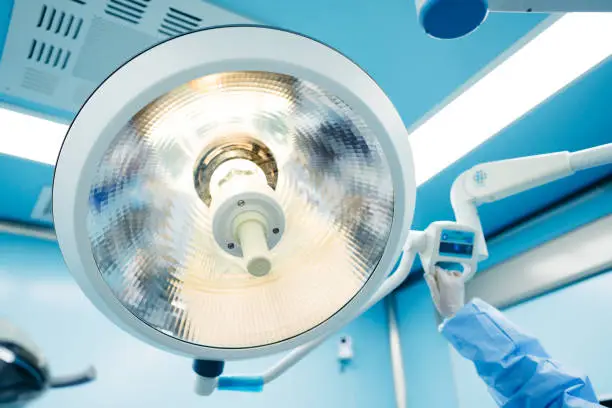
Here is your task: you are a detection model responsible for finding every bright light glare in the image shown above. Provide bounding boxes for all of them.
[0,107,67,165]
[0,347,15,364]
[410,13,612,186]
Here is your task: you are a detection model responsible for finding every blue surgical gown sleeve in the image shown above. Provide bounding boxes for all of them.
[441,298,601,407]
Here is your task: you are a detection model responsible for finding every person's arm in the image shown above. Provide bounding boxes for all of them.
[426,268,601,408]
[443,299,600,407]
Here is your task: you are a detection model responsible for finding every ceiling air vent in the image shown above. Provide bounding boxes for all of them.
[28,39,71,70]
[104,0,149,25]
[21,67,59,96]
[36,4,84,40]
[158,7,201,37]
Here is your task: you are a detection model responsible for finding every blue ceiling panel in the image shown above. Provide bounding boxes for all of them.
[0,0,13,61]
[0,154,54,226]
[205,0,547,127]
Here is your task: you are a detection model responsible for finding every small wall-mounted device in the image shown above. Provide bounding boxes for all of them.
[337,336,353,373]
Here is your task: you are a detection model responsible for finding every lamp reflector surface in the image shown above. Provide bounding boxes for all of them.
[86,71,395,349]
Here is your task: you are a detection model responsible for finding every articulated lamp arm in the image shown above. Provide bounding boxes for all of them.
[451,143,612,261]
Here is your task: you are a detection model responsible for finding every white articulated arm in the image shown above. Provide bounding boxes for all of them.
[211,234,421,392]
[569,143,612,172]
[451,143,612,260]
[265,247,418,383]
[259,238,423,384]
[488,0,612,12]
[451,174,490,260]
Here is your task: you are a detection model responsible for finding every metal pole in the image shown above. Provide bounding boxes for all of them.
[0,220,56,241]
[386,294,407,408]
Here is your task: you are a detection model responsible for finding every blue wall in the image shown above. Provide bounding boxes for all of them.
[395,281,459,408]
[450,270,612,408]
[0,233,395,408]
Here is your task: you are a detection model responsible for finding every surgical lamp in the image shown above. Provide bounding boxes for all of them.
[51,25,612,395]
[0,319,95,406]
[415,0,612,39]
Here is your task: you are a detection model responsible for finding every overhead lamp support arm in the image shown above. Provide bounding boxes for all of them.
[451,142,612,261]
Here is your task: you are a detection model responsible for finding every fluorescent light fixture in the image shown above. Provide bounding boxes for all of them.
[0,107,67,165]
[410,13,612,186]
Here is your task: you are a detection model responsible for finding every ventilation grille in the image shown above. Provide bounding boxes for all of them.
[31,187,54,223]
[158,7,201,37]
[70,0,86,4]
[27,39,71,70]
[36,5,84,39]
[21,68,59,96]
[105,0,150,25]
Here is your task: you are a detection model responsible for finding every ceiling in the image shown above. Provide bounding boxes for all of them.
[0,0,611,265]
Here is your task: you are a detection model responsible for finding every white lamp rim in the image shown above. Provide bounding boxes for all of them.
[52,25,416,360]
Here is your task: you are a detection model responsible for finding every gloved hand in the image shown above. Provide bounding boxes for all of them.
[424,267,465,319]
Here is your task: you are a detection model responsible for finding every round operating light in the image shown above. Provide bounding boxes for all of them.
[53,26,415,360]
